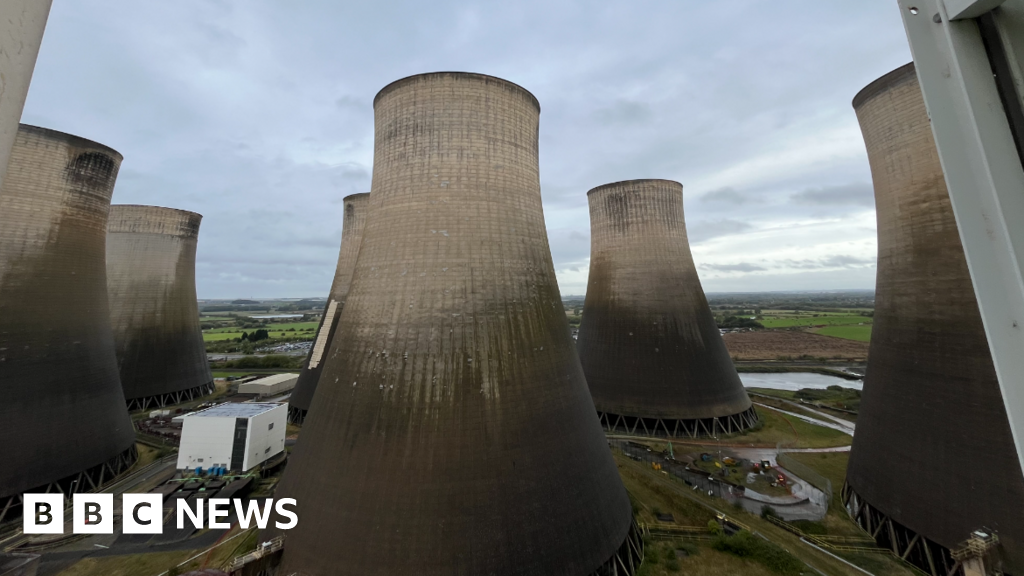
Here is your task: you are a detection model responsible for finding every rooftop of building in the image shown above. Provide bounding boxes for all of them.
[184,402,284,419]
[243,373,299,387]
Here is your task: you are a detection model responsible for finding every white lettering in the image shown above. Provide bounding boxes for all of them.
[274,498,298,529]
[208,499,231,529]
[177,499,203,529]
[234,498,273,529]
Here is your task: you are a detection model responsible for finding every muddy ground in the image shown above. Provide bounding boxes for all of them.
[722,330,869,361]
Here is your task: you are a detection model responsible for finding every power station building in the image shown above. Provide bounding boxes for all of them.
[0,125,137,524]
[176,403,286,473]
[273,72,641,576]
[288,192,369,424]
[576,179,756,438]
[106,205,214,410]
[843,64,1024,574]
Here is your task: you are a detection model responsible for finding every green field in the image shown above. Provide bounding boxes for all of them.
[759,314,871,328]
[814,324,872,342]
[202,321,319,342]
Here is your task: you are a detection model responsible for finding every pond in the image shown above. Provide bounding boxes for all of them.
[739,372,862,391]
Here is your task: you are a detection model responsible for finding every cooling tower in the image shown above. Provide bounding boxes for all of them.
[273,72,641,576]
[0,125,137,524]
[106,205,214,410]
[844,63,1024,574]
[576,180,756,438]
[0,1,52,191]
[287,192,369,424]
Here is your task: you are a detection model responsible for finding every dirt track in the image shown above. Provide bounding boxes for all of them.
[722,330,869,361]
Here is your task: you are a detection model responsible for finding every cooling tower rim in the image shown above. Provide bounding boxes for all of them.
[18,123,123,161]
[108,204,203,237]
[852,62,916,110]
[373,71,540,112]
[343,192,370,202]
[586,179,683,196]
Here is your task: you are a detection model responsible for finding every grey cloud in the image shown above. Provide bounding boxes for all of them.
[699,187,757,205]
[790,183,874,207]
[700,262,767,272]
[593,99,653,125]
[687,219,754,243]
[23,1,908,297]
[782,255,875,269]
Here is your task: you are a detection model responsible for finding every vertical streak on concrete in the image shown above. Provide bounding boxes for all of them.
[0,0,53,190]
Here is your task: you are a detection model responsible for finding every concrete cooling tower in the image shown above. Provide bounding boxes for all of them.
[576,180,756,438]
[844,63,1024,574]
[288,192,369,424]
[0,125,137,524]
[106,205,214,410]
[273,72,641,576]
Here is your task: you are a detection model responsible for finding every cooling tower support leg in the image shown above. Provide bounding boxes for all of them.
[287,406,307,425]
[126,382,215,411]
[589,518,643,576]
[842,483,958,576]
[899,0,1024,478]
[0,444,138,525]
[597,406,759,439]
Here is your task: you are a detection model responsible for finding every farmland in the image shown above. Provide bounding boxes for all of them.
[202,321,319,342]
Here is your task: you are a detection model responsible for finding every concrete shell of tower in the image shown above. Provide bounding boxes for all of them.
[576,179,756,438]
[0,125,137,519]
[844,63,1024,573]
[272,72,640,576]
[106,204,214,410]
[288,192,370,424]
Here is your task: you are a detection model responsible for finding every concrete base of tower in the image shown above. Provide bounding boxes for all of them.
[597,406,760,439]
[0,444,138,525]
[126,382,215,412]
[842,483,959,576]
[287,406,307,425]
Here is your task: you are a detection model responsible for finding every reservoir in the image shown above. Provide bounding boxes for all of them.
[739,372,862,391]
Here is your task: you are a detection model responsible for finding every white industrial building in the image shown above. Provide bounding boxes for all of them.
[237,373,298,397]
[176,403,286,473]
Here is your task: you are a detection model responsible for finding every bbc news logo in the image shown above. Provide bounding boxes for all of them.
[23,494,297,534]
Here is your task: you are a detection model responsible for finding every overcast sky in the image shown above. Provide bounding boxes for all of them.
[22,1,912,298]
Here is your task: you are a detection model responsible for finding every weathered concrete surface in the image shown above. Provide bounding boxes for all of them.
[0,1,52,191]
[274,72,633,576]
[106,205,213,407]
[577,180,753,424]
[0,125,135,499]
[846,63,1024,572]
[288,192,369,423]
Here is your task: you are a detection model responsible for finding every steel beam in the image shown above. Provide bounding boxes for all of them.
[946,0,1007,19]
[899,0,1024,479]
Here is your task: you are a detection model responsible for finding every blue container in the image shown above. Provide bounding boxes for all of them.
[195,467,203,475]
